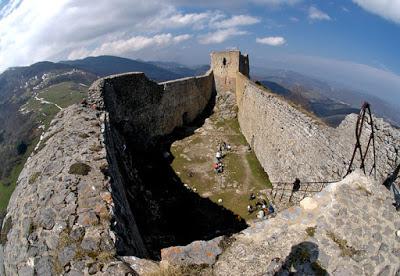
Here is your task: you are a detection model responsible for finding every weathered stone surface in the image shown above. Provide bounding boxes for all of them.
[37,208,56,230]
[77,211,98,227]
[213,172,400,275]
[122,256,160,275]
[236,72,400,187]
[161,236,224,266]
[2,50,399,276]
[300,197,318,210]
[1,106,127,275]
[58,244,77,266]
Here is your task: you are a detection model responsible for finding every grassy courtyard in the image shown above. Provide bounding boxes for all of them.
[171,115,272,221]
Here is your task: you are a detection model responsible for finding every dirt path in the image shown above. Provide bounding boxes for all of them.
[236,145,253,194]
[34,95,62,110]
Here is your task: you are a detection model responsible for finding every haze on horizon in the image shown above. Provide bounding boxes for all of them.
[0,0,399,107]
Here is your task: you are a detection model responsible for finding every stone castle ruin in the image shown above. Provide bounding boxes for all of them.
[1,50,399,275]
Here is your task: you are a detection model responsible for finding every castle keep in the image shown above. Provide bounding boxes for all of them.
[1,50,399,275]
[211,50,249,94]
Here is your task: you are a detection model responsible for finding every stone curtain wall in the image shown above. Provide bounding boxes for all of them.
[236,73,400,184]
[159,71,215,137]
[89,71,214,151]
[236,73,344,182]
[86,70,215,258]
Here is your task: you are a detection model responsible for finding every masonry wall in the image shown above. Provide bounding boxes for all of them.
[90,70,214,151]
[236,73,343,182]
[236,73,400,185]
[211,51,249,94]
[86,71,215,258]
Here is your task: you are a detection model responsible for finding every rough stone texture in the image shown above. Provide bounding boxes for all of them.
[88,71,214,151]
[0,105,134,275]
[236,73,400,187]
[1,50,399,275]
[160,236,223,266]
[211,50,249,95]
[86,70,215,259]
[213,171,400,275]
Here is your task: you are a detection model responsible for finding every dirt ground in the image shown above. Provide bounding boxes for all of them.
[171,114,272,221]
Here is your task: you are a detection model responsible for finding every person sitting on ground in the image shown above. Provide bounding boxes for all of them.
[268,203,275,215]
[217,162,224,173]
[216,151,222,160]
[249,193,256,200]
[226,144,232,151]
[213,163,219,173]
[261,199,267,205]
[257,209,265,219]
[247,205,254,214]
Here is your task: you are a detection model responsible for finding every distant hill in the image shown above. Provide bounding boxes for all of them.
[0,55,198,215]
[253,68,400,127]
[147,61,210,78]
[60,56,183,81]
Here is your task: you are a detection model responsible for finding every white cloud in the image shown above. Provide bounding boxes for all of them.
[308,6,331,21]
[0,0,215,71]
[211,15,260,29]
[69,34,191,59]
[0,0,267,70]
[171,0,302,8]
[144,10,216,31]
[256,36,286,46]
[290,16,299,22]
[352,0,400,24]
[342,6,350,13]
[198,28,247,44]
[250,0,302,6]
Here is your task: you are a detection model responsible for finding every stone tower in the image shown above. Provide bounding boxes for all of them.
[210,50,249,94]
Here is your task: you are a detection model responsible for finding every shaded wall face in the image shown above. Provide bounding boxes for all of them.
[102,73,164,151]
[90,72,215,257]
[101,72,214,151]
[239,54,250,77]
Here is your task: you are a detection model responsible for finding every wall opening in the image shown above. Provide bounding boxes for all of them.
[222,57,227,66]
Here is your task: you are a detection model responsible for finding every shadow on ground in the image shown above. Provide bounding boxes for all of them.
[108,90,247,260]
[273,241,328,276]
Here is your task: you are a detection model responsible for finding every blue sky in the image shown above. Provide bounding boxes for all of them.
[0,0,399,105]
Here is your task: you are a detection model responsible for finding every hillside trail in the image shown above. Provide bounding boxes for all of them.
[34,94,62,110]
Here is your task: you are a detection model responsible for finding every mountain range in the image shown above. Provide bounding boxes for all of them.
[252,68,400,128]
[0,56,208,214]
[0,55,398,216]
